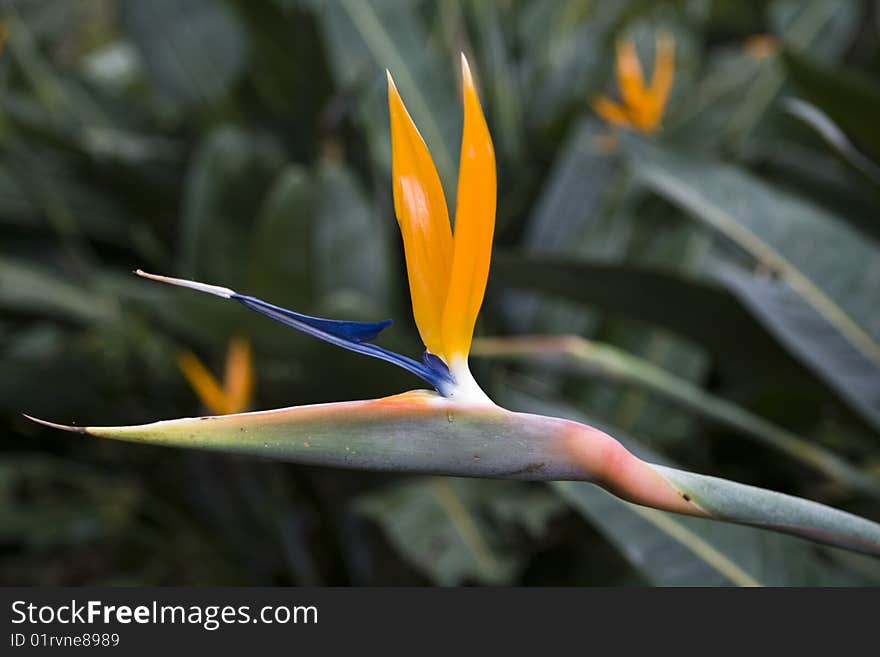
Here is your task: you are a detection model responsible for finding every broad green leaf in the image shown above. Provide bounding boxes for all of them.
[308,0,457,190]
[783,98,880,189]
[314,158,389,313]
[0,453,240,584]
[629,141,880,346]
[357,477,564,585]
[577,196,710,446]
[508,120,708,445]
[511,112,708,442]
[2,16,112,129]
[783,49,880,160]
[120,0,249,110]
[0,90,180,167]
[473,335,880,498]
[493,253,811,385]
[745,130,880,244]
[495,252,880,432]
[230,0,331,121]
[520,119,621,256]
[716,265,880,433]
[0,143,136,247]
[769,0,857,62]
[507,117,624,336]
[180,126,285,282]
[517,0,619,127]
[246,165,316,307]
[627,141,880,429]
[0,455,139,551]
[463,0,524,163]
[0,258,115,325]
[721,0,855,146]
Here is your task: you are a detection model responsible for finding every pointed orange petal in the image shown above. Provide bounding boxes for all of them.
[177,351,229,415]
[591,95,634,129]
[440,55,496,361]
[648,33,675,126]
[615,38,648,110]
[224,336,255,414]
[387,71,454,355]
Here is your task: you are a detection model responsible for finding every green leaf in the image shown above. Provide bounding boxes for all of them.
[627,141,880,428]
[0,453,240,584]
[783,49,880,160]
[181,126,285,282]
[463,0,524,163]
[716,265,880,433]
[518,0,619,128]
[357,477,564,585]
[769,0,857,62]
[0,142,137,248]
[506,117,624,336]
[495,251,880,432]
[720,0,856,146]
[308,0,457,189]
[493,253,811,385]
[0,456,140,551]
[2,17,113,130]
[314,158,389,312]
[0,258,115,325]
[120,0,249,110]
[246,165,316,307]
[628,141,880,351]
[783,97,880,189]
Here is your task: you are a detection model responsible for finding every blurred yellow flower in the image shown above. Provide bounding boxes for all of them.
[177,336,255,415]
[744,34,779,59]
[592,33,675,134]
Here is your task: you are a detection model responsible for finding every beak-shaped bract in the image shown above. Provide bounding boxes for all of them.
[388,54,496,366]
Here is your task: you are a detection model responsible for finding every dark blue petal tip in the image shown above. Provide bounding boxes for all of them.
[233,294,454,394]
[132,271,456,394]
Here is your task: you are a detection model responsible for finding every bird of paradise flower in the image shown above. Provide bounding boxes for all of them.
[178,337,255,416]
[26,55,880,557]
[136,56,494,406]
[593,33,675,133]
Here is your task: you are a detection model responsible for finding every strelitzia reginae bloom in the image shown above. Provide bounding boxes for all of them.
[178,337,255,415]
[25,55,880,557]
[134,56,494,405]
[592,33,675,133]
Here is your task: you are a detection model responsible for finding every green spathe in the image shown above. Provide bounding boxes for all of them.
[26,390,880,557]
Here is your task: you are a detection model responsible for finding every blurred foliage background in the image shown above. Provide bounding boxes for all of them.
[3,0,880,586]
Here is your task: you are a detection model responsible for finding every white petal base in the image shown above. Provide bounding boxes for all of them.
[445,358,494,406]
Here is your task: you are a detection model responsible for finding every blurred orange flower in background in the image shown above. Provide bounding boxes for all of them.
[592,33,675,133]
[177,336,255,415]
